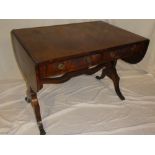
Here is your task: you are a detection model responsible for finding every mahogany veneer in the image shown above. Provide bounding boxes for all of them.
[11,21,149,135]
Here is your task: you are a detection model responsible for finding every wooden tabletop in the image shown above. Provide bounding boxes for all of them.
[12,21,148,63]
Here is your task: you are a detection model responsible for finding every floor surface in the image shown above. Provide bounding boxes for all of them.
[0,67,155,135]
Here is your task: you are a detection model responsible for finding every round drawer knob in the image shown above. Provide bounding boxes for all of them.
[58,63,65,70]
[110,52,116,58]
[85,57,92,64]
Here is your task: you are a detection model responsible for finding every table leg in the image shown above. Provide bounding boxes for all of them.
[25,87,31,103]
[25,87,46,135]
[96,61,125,100]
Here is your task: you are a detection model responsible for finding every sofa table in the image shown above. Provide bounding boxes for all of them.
[11,21,149,135]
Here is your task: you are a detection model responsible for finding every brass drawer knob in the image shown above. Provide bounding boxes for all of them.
[58,63,65,70]
[110,52,116,58]
[85,56,92,64]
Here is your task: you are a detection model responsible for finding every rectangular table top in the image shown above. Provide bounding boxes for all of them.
[12,21,148,63]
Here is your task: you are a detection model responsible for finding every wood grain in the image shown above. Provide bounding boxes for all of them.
[12,21,149,64]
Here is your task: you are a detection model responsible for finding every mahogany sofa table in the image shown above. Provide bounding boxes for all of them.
[11,21,149,135]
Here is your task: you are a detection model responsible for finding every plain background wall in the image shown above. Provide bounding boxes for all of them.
[108,19,155,38]
[0,19,154,80]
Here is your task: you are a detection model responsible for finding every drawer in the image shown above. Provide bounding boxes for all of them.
[109,44,136,59]
[104,43,143,61]
[121,41,149,63]
[39,54,102,78]
[38,42,147,78]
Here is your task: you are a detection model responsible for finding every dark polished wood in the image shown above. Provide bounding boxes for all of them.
[11,21,149,134]
[96,61,125,100]
[26,87,46,135]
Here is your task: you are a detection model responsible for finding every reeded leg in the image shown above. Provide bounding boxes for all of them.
[25,88,46,135]
[96,61,125,100]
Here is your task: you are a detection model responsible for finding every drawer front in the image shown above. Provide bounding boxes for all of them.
[39,54,102,78]
[106,44,137,60]
[39,42,147,78]
[121,41,149,63]
[103,42,147,62]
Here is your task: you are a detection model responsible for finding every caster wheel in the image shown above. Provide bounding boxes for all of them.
[38,124,46,135]
[40,129,46,135]
[25,97,31,103]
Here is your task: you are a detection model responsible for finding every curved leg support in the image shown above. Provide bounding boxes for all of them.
[106,67,125,100]
[96,61,125,100]
[96,67,106,80]
[25,88,46,135]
